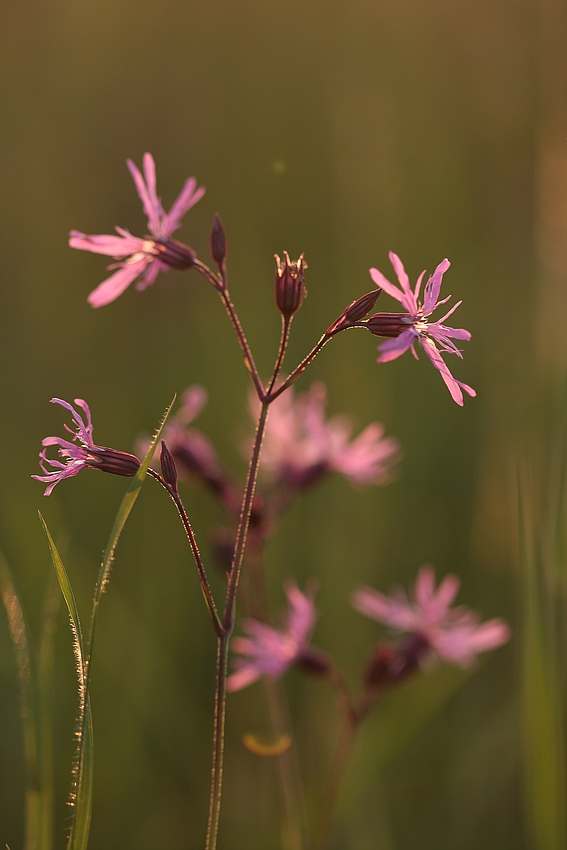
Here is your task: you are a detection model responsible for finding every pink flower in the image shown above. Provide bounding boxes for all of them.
[368,253,476,406]
[70,153,205,307]
[227,583,317,692]
[255,382,400,489]
[33,399,140,495]
[352,566,510,668]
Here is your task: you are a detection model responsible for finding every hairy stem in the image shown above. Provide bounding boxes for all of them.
[268,333,333,401]
[206,633,229,850]
[147,469,222,635]
[193,258,265,399]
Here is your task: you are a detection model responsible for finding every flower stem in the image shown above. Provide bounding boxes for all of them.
[263,677,309,850]
[206,632,229,850]
[193,258,265,399]
[267,333,332,401]
[147,469,222,635]
[312,715,359,850]
[205,399,270,850]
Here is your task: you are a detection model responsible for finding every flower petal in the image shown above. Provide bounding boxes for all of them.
[69,230,144,258]
[369,268,405,305]
[87,258,149,308]
[376,328,417,363]
[127,156,162,235]
[164,177,206,234]
[421,338,476,406]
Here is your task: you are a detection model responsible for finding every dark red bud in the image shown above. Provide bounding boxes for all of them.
[296,647,331,676]
[327,289,382,334]
[275,252,307,319]
[210,214,227,267]
[160,441,179,493]
[364,633,430,690]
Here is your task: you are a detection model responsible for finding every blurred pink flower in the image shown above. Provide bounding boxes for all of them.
[227,583,317,692]
[369,253,475,406]
[33,398,140,495]
[70,153,205,307]
[352,565,510,667]
[255,382,400,489]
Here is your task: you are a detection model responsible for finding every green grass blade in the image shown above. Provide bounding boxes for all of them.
[39,514,93,850]
[0,551,39,850]
[36,573,60,850]
[519,473,567,850]
[91,397,175,616]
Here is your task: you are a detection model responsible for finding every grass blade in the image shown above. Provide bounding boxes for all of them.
[36,573,60,850]
[90,396,175,623]
[0,552,38,850]
[38,516,93,850]
[519,415,567,850]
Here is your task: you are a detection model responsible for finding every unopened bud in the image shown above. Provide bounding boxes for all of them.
[327,289,382,334]
[160,441,179,492]
[296,647,330,676]
[365,312,409,339]
[364,633,430,690]
[275,252,307,319]
[151,237,196,270]
[210,214,227,268]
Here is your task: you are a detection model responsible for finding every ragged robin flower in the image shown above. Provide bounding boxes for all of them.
[70,153,205,307]
[227,582,318,692]
[253,382,400,490]
[352,565,510,668]
[367,253,476,406]
[33,398,140,495]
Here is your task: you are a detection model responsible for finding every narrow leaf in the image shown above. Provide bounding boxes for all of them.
[36,573,60,850]
[39,515,93,850]
[92,396,176,610]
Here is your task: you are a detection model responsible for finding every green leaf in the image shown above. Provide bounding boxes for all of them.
[91,396,176,618]
[39,515,93,850]
[36,573,60,850]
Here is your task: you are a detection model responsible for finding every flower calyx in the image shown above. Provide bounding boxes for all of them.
[275,252,307,320]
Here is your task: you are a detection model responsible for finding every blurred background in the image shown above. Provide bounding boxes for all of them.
[0,0,566,848]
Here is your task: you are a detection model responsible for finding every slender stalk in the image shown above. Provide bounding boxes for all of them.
[206,313,295,849]
[263,677,308,850]
[313,716,359,850]
[147,469,222,635]
[267,316,292,395]
[244,542,308,850]
[193,259,265,399]
[206,633,230,850]
[223,400,270,629]
[267,333,332,401]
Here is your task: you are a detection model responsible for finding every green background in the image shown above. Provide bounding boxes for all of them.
[0,0,564,848]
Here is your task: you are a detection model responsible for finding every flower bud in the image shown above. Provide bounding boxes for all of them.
[327,289,382,334]
[210,213,227,268]
[296,647,331,676]
[160,441,179,493]
[151,236,196,269]
[275,252,307,319]
[364,633,430,690]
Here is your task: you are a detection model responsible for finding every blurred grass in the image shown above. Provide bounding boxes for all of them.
[0,0,563,848]
[519,378,567,850]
